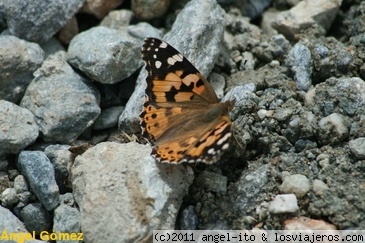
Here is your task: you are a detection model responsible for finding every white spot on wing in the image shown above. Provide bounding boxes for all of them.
[153,54,157,59]
[174,53,183,62]
[155,61,162,69]
[207,148,216,155]
[217,133,231,146]
[167,54,184,66]
[167,57,176,65]
[222,143,229,150]
[159,42,168,48]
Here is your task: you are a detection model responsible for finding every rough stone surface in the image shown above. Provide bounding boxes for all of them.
[196,171,228,194]
[93,106,124,130]
[14,175,29,193]
[312,179,329,195]
[17,151,60,211]
[279,174,311,198]
[306,77,365,117]
[272,0,342,40]
[284,216,337,230]
[132,0,171,20]
[1,188,18,207]
[179,206,199,230]
[53,204,81,243]
[0,35,44,103]
[286,43,312,91]
[20,51,100,143]
[100,10,134,29]
[233,0,272,19]
[81,0,124,19]
[44,145,72,193]
[20,203,52,234]
[71,142,194,242]
[317,113,350,145]
[0,100,39,156]
[349,137,365,159]
[0,0,84,43]
[269,194,299,214]
[0,206,45,243]
[67,26,143,84]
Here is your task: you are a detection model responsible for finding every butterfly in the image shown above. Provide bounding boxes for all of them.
[140,38,235,164]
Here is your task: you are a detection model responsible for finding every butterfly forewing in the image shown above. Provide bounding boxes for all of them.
[142,38,219,105]
[140,37,233,164]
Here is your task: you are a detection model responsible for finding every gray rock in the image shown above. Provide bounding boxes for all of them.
[312,179,329,195]
[67,26,143,84]
[44,145,72,193]
[222,84,256,108]
[131,0,171,20]
[93,106,125,130]
[20,203,52,234]
[1,188,18,207]
[14,175,29,193]
[0,205,45,243]
[208,73,226,99]
[279,174,311,198]
[119,0,226,134]
[308,77,365,117]
[127,22,163,40]
[100,10,134,29]
[20,51,100,143]
[53,204,81,243]
[59,193,75,207]
[269,194,299,214]
[0,100,39,156]
[179,206,199,230]
[272,0,342,40]
[71,142,194,242]
[349,137,365,159]
[196,171,228,194]
[0,0,84,43]
[0,159,8,171]
[17,151,60,211]
[39,37,65,59]
[286,43,312,91]
[233,0,272,19]
[317,113,349,145]
[233,165,270,214]
[0,36,44,103]
[80,0,123,19]
[261,8,280,36]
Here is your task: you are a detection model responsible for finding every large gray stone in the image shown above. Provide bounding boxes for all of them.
[53,204,81,243]
[20,203,52,234]
[0,0,84,43]
[0,100,39,156]
[20,51,100,143]
[0,205,45,243]
[71,142,194,242]
[67,26,143,84]
[0,36,44,103]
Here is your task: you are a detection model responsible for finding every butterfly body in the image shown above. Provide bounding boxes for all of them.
[140,38,234,164]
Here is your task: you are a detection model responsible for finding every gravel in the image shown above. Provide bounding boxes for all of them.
[0,0,364,240]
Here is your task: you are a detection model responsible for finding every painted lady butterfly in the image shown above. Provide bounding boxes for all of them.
[140,38,234,164]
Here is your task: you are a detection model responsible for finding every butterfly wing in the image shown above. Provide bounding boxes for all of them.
[142,37,219,105]
[151,118,232,164]
[140,38,232,164]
